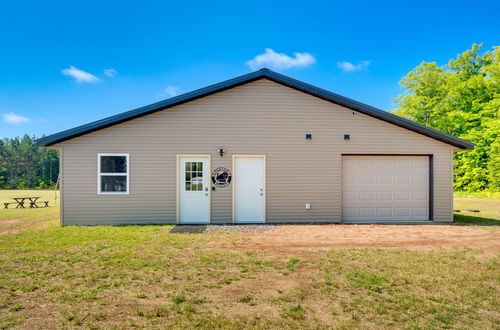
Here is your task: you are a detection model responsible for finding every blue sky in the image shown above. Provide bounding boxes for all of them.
[1,0,498,138]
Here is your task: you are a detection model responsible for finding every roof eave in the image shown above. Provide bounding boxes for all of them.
[261,71,474,150]
[36,68,475,150]
[36,70,266,147]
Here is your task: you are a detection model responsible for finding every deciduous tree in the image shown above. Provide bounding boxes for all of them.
[393,44,499,191]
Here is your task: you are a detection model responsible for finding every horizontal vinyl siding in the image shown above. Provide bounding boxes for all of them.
[57,79,455,225]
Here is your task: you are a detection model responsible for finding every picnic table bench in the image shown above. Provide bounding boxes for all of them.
[2,197,50,209]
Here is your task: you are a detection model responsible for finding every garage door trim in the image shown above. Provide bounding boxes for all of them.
[341,154,433,221]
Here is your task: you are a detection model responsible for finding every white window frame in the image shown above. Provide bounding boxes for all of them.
[97,153,129,195]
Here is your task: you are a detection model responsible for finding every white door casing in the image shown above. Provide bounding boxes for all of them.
[233,155,266,223]
[342,155,430,221]
[178,156,210,224]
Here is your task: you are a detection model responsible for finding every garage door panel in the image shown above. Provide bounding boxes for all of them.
[395,208,411,217]
[342,175,357,184]
[394,159,410,169]
[342,156,429,221]
[359,175,374,184]
[342,157,357,168]
[343,191,357,201]
[413,208,428,217]
[358,159,374,169]
[359,191,374,200]
[412,174,428,184]
[359,208,375,217]
[376,175,393,184]
[343,207,357,218]
[376,158,393,169]
[377,208,393,217]
[411,158,428,169]
[393,191,409,200]
[377,191,393,200]
[395,175,410,184]
[413,191,428,200]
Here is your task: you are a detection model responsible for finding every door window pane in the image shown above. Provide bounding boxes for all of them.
[185,161,204,191]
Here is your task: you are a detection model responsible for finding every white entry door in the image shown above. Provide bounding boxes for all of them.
[234,156,265,223]
[179,156,210,224]
[342,155,430,221]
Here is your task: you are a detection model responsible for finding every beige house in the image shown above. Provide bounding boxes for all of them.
[37,69,473,225]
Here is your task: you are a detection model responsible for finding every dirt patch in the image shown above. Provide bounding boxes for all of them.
[0,219,22,225]
[206,273,302,318]
[208,224,500,255]
[0,228,21,235]
[0,219,22,235]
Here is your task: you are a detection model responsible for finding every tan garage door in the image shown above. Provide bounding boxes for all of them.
[342,155,430,221]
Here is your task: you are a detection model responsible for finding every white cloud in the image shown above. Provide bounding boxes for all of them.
[104,68,118,77]
[246,48,316,70]
[159,85,180,98]
[336,60,371,72]
[61,66,100,83]
[3,112,30,124]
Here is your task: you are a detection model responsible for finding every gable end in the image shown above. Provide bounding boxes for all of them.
[36,69,474,150]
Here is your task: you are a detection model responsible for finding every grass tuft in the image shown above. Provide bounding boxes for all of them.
[281,304,305,320]
[239,295,253,303]
[172,295,187,305]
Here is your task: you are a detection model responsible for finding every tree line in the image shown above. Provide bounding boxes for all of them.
[0,135,59,189]
[1,44,498,192]
[393,44,499,192]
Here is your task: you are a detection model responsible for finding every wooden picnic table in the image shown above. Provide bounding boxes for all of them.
[12,196,40,209]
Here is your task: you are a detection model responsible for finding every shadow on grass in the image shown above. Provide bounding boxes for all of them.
[453,214,500,226]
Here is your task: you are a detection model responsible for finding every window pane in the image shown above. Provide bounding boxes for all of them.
[101,156,127,173]
[185,183,191,191]
[185,162,191,171]
[193,183,202,191]
[191,163,197,171]
[101,175,127,192]
[197,162,203,171]
[185,172,191,182]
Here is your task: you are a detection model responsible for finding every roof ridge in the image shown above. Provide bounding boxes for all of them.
[36,69,474,149]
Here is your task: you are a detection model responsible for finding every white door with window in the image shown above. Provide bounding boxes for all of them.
[234,156,265,223]
[179,156,210,224]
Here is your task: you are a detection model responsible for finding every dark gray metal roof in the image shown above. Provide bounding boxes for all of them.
[36,68,474,149]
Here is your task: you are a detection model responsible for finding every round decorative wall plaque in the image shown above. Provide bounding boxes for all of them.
[211,167,232,187]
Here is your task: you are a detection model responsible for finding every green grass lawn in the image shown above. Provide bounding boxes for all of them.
[0,190,499,329]
[453,192,500,225]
